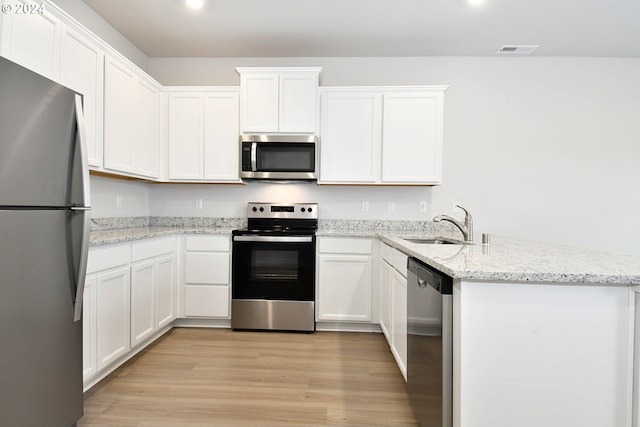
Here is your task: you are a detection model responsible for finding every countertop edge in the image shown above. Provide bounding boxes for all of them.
[90,227,640,286]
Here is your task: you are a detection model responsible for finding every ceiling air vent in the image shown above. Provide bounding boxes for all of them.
[497,45,538,54]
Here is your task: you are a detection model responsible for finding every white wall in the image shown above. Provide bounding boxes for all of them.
[146,56,640,256]
[90,175,150,218]
[149,183,431,221]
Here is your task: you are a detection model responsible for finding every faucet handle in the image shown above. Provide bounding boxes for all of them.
[456,204,474,242]
[455,204,472,222]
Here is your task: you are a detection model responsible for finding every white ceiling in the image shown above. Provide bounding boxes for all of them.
[81,0,640,58]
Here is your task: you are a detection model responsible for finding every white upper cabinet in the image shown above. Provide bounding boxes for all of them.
[237,67,321,134]
[104,55,160,179]
[319,86,447,185]
[168,93,203,180]
[60,26,104,168]
[203,92,240,181]
[238,73,278,133]
[319,90,382,183]
[167,88,240,182]
[104,57,135,173]
[382,90,445,184]
[0,0,61,80]
[133,77,160,177]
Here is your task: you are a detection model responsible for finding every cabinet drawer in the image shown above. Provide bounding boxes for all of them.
[184,285,230,317]
[318,237,373,254]
[131,236,176,262]
[185,252,229,284]
[185,235,230,252]
[87,244,131,274]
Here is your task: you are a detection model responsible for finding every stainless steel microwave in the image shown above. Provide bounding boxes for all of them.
[240,134,317,181]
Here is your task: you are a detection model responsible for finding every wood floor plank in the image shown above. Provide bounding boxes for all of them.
[79,328,418,427]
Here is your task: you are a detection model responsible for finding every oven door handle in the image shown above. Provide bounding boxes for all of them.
[233,235,314,243]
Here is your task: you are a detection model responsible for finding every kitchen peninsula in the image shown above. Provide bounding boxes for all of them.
[88,217,640,427]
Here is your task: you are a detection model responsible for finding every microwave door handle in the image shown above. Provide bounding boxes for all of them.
[251,142,257,172]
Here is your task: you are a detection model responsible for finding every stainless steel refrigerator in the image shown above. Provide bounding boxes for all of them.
[0,56,90,427]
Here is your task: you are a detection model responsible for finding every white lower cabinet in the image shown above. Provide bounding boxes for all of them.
[379,258,392,340]
[130,237,177,347]
[182,235,231,318]
[390,267,407,379]
[82,274,97,381]
[156,255,177,328]
[131,259,155,346]
[316,237,374,323]
[96,266,131,370]
[634,290,640,427]
[380,242,408,380]
[83,237,178,389]
[83,244,131,384]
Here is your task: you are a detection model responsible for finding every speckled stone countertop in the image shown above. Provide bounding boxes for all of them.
[380,234,640,285]
[89,217,243,246]
[89,217,640,285]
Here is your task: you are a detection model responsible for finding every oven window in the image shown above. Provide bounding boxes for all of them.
[251,249,299,281]
[257,143,315,172]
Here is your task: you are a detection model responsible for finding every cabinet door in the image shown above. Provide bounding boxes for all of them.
[382,91,444,184]
[134,78,160,178]
[391,268,408,380]
[240,73,279,132]
[279,73,317,133]
[82,274,97,382]
[0,1,60,80]
[96,266,131,369]
[320,92,382,183]
[204,92,240,181]
[60,26,104,168]
[379,260,393,341]
[168,93,204,179]
[317,254,373,322]
[130,260,156,347]
[104,57,135,174]
[156,254,176,328]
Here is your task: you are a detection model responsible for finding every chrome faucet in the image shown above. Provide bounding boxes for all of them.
[433,205,474,243]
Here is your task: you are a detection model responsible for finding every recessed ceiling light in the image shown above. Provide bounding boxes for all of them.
[497,45,539,54]
[467,0,487,7]
[185,0,204,10]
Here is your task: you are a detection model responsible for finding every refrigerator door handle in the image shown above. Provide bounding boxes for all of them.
[74,94,91,208]
[72,208,90,322]
[71,94,91,322]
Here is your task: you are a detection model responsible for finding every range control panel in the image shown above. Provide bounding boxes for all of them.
[247,202,318,220]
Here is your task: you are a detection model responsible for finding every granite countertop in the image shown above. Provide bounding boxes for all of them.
[90,226,235,247]
[89,218,640,286]
[380,234,640,285]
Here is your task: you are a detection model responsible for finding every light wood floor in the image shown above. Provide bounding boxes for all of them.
[78,328,418,427]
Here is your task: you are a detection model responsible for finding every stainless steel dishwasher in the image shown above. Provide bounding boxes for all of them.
[407,257,453,427]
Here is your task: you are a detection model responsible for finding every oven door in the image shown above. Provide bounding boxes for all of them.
[232,235,316,301]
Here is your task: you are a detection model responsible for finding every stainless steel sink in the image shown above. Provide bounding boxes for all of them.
[403,237,473,245]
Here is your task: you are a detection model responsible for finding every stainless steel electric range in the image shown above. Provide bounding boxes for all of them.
[231,202,318,332]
